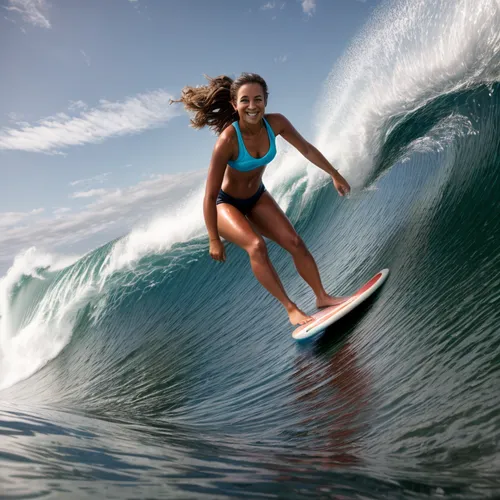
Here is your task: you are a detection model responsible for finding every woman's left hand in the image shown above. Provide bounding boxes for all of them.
[332,171,351,196]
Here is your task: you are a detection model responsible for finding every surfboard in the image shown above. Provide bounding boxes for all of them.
[292,269,389,342]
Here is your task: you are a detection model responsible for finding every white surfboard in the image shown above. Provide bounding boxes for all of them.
[292,269,389,342]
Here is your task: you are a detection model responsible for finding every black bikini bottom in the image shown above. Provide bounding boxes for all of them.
[216,183,266,215]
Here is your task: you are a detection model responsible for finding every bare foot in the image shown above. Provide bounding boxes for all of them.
[316,294,348,309]
[287,306,314,326]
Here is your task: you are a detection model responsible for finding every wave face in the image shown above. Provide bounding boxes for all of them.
[1,0,500,497]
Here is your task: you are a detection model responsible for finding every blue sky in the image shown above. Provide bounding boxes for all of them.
[1,0,379,272]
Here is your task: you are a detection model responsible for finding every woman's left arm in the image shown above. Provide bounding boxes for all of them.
[272,113,351,196]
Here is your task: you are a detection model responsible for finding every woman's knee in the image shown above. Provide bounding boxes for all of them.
[286,234,308,255]
[246,237,268,260]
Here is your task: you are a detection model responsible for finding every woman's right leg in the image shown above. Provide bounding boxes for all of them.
[216,203,313,325]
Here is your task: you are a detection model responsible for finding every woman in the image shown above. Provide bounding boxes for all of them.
[172,73,351,325]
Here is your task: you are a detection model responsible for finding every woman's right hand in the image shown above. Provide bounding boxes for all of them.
[209,238,226,262]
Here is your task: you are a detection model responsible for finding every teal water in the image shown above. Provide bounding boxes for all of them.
[1,0,500,497]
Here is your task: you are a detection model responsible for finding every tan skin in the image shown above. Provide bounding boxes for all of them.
[204,83,351,325]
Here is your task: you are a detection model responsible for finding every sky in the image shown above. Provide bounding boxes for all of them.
[1,0,380,274]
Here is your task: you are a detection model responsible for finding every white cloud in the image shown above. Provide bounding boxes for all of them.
[69,172,111,187]
[274,55,288,63]
[7,111,25,124]
[0,213,29,228]
[0,170,207,269]
[71,188,109,199]
[5,0,51,28]
[0,89,181,153]
[80,49,91,67]
[68,100,88,112]
[260,2,276,10]
[0,208,44,229]
[301,0,316,16]
[53,207,71,215]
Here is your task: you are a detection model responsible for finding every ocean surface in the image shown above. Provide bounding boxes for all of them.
[1,0,500,498]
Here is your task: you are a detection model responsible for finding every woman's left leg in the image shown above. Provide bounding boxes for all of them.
[248,191,345,308]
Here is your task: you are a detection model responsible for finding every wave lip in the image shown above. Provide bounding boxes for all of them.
[316,0,500,188]
[0,248,92,390]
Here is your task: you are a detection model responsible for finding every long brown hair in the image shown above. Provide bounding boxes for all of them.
[170,73,269,135]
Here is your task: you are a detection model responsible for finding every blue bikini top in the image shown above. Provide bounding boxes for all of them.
[227,117,277,172]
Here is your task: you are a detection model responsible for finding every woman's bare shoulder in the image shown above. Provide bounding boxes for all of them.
[265,113,287,134]
[213,123,237,160]
[218,123,237,145]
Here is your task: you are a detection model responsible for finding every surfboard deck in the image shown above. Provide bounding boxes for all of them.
[292,269,389,342]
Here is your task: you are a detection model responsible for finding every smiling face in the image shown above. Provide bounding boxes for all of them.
[232,83,266,126]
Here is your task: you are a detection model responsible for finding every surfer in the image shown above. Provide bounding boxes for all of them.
[172,73,351,325]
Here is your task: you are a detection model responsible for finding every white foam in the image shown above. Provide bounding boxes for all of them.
[0,248,81,390]
[315,0,500,189]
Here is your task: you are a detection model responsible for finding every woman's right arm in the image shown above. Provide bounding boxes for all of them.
[204,133,233,261]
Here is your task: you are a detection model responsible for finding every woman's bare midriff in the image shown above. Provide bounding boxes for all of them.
[220,165,267,198]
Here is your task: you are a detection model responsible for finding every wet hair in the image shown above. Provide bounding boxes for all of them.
[170,73,269,135]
